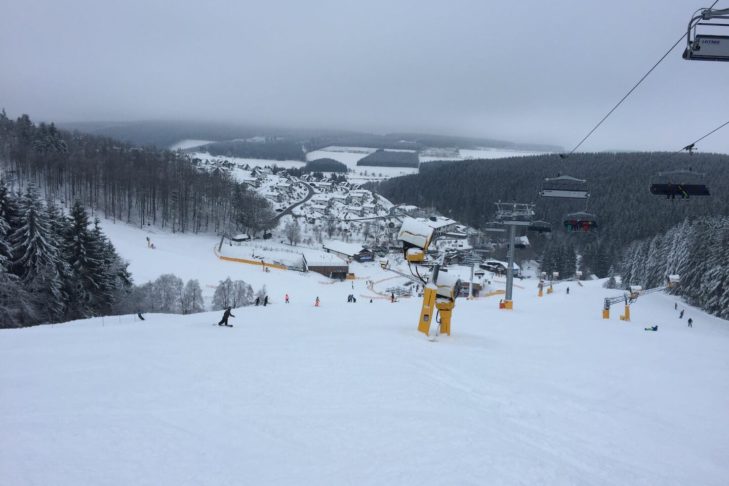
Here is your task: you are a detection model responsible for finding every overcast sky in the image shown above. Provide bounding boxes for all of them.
[2,0,728,152]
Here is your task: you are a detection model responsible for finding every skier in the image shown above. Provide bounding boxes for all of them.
[255,297,260,306]
[391,292,395,303]
[218,307,235,326]
[566,286,570,295]
[146,236,151,248]
[674,302,678,310]
[264,295,268,307]
[679,309,684,319]
[688,318,693,328]
[315,296,320,307]
[285,293,289,304]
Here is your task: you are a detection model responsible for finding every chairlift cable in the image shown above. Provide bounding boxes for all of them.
[563,0,720,157]
[674,118,729,155]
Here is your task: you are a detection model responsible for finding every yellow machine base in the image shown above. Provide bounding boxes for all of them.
[417,287,437,335]
[602,309,610,319]
[436,300,454,336]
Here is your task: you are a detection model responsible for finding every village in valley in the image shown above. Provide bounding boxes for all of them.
[186,143,527,299]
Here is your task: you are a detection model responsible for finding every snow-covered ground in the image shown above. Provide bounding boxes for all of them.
[306,146,418,183]
[169,139,214,151]
[419,147,546,163]
[2,222,729,485]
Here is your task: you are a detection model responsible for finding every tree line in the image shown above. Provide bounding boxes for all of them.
[0,112,276,237]
[375,152,729,277]
[0,183,131,327]
[620,216,729,320]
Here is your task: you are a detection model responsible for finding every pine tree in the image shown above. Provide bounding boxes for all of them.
[9,186,65,323]
[64,201,105,318]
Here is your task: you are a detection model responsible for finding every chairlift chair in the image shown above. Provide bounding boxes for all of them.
[683,7,729,61]
[539,175,590,199]
[649,170,710,199]
[527,220,552,233]
[563,212,598,232]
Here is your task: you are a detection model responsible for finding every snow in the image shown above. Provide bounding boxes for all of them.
[322,240,365,257]
[169,139,214,150]
[420,147,547,163]
[2,220,729,485]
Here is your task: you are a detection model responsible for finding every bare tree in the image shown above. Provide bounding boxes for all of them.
[284,219,301,245]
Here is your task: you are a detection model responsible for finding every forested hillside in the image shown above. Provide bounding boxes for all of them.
[0,112,275,236]
[196,139,305,161]
[621,216,729,320]
[375,152,729,261]
[0,185,131,327]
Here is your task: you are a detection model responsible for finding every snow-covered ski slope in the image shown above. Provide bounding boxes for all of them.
[2,223,729,486]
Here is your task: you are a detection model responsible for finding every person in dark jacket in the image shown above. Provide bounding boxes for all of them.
[255,297,260,306]
[688,318,693,328]
[264,295,269,307]
[218,307,235,326]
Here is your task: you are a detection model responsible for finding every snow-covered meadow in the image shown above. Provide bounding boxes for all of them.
[2,222,728,485]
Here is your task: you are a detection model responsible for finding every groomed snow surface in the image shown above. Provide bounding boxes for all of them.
[2,222,729,486]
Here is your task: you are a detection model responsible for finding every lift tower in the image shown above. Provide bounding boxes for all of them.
[494,202,535,310]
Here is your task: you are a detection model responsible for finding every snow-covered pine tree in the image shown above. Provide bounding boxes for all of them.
[64,201,105,318]
[91,218,132,313]
[9,186,65,323]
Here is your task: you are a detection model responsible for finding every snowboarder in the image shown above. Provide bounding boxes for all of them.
[218,307,235,326]
[679,309,684,319]
[137,312,145,321]
[255,297,260,306]
[285,294,289,304]
[264,295,268,307]
[566,286,570,295]
[146,236,150,248]
[315,296,320,307]
[674,302,678,310]
[688,318,693,328]
[391,292,395,303]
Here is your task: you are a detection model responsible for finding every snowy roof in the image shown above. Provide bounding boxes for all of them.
[484,259,521,271]
[398,217,434,249]
[422,216,458,229]
[322,240,365,257]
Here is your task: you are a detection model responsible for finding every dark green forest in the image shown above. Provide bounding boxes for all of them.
[375,152,729,261]
[358,149,419,168]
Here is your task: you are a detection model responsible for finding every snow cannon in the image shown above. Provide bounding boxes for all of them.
[417,267,460,337]
[398,217,434,264]
[667,275,680,288]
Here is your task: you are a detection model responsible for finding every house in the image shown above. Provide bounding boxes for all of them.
[480,259,521,277]
[322,241,373,262]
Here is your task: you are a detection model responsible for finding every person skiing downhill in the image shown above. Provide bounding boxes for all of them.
[285,293,289,304]
[688,318,693,328]
[679,309,685,319]
[218,307,235,326]
[264,295,269,307]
